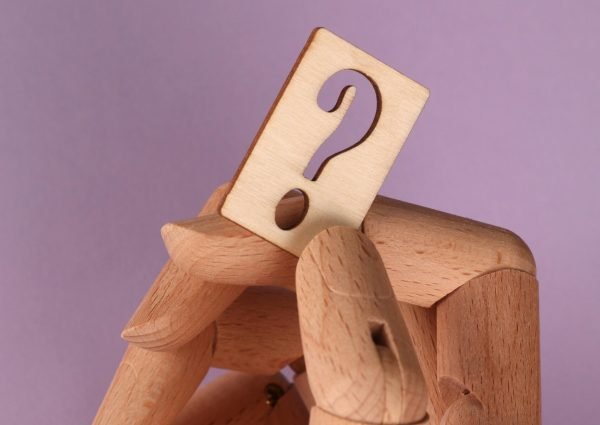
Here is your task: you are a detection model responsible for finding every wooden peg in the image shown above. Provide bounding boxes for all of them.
[163,195,535,307]
[221,28,429,255]
[93,326,214,425]
[297,226,427,424]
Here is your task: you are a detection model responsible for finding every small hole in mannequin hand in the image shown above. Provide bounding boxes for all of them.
[275,189,309,230]
[369,322,390,348]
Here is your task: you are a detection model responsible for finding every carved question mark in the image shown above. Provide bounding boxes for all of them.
[270,70,379,230]
[221,28,428,256]
[304,69,380,181]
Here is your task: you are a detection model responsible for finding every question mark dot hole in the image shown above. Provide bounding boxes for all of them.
[275,189,309,230]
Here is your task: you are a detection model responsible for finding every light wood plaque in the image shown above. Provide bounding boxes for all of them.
[221,28,429,255]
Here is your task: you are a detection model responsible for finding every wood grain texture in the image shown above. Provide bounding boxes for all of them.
[164,195,535,307]
[93,326,214,425]
[122,182,245,350]
[436,269,540,425]
[221,28,428,255]
[173,372,291,425]
[398,303,444,425]
[297,227,427,424]
[213,286,303,374]
[161,209,297,290]
[364,196,536,307]
[122,261,245,350]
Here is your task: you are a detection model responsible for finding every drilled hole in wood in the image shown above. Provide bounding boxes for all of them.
[275,189,309,230]
[369,322,391,348]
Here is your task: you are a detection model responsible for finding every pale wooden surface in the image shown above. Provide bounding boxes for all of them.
[173,372,302,425]
[100,202,540,424]
[121,182,245,350]
[436,269,540,425]
[297,227,427,424]
[122,260,245,350]
[161,208,297,290]
[97,285,302,422]
[364,196,536,306]
[164,194,535,307]
[221,28,428,255]
[93,326,214,425]
[297,271,540,425]
[213,286,302,374]
[94,185,236,424]
[299,378,432,425]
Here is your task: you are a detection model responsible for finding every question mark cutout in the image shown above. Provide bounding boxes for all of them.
[221,28,429,256]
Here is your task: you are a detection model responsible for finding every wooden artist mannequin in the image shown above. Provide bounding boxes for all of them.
[93,184,540,424]
[93,28,540,425]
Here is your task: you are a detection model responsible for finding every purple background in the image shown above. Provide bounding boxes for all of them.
[1,1,598,423]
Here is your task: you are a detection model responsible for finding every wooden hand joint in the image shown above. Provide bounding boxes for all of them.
[297,226,427,425]
[161,191,535,311]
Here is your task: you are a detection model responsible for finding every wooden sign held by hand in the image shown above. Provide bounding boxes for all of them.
[221,28,429,256]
